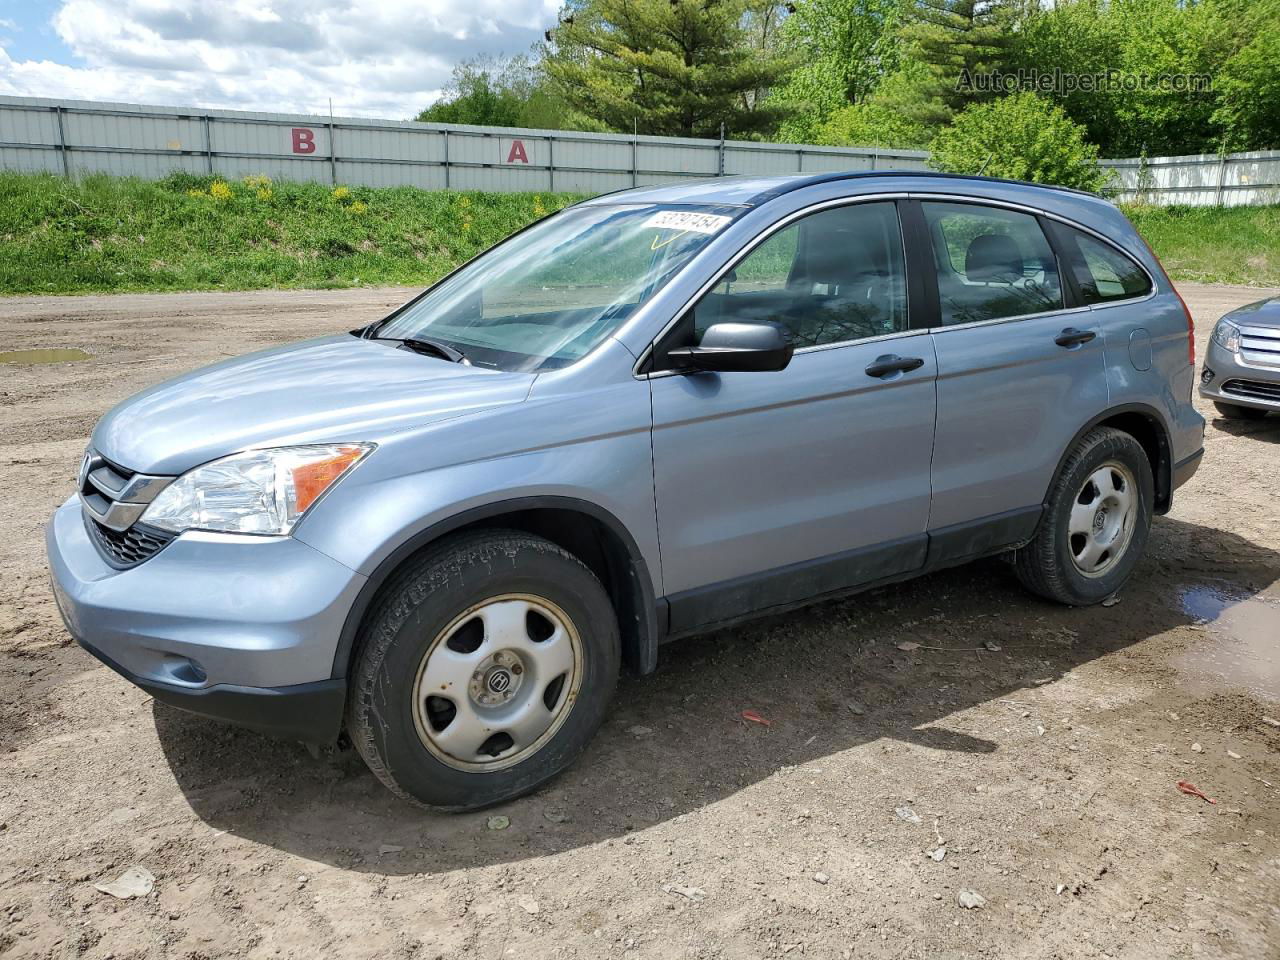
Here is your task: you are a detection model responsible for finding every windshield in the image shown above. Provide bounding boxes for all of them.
[373,203,739,371]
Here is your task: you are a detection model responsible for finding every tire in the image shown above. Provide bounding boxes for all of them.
[1014,427,1154,606]
[347,529,620,810]
[1213,401,1269,420]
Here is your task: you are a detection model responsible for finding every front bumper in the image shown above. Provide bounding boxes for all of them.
[46,496,366,742]
[1199,338,1280,412]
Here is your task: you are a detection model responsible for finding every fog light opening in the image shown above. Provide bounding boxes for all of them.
[166,657,207,685]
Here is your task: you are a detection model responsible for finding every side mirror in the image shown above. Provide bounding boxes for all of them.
[666,322,794,373]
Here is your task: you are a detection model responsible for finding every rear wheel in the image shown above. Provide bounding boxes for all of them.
[1213,401,1269,420]
[348,530,619,810]
[1014,427,1154,606]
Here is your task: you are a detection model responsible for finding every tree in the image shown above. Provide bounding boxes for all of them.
[770,0,905,142]
[816,100,930,149]
[930,92,1110,192]
[1006,0,1276,156]
[1210,0,1280,150]
[814,60,933,148]
[417,58,528,127]
[542,0,796,138]
[416,55,595,131]
[899,0,1027,127]
[1009,0,1126,155]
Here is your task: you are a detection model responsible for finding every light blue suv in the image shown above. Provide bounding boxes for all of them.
[47,172,1205,809]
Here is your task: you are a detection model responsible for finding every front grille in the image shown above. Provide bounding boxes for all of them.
[84,512,175,567]
[77,449,175,568]
[1221,378,1280,403]
[1240,326,1280,367]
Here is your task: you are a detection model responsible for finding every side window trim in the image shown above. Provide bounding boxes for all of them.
[1039,215,1085,309]
[899,199,941,332]
[641,195,913,375]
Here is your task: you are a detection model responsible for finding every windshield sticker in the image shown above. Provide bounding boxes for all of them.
[643,211,733,235]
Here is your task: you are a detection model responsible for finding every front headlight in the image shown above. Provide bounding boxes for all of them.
[141,443,374,536]
[1212,318,1241,353]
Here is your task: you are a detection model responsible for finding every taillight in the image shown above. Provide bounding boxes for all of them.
[1174,285,1195,367]
[1137,234,1194,366]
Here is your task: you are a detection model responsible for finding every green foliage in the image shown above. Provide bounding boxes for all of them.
[1211,1,1280,150]
[899,0,1024,127]
[929,92,1110,192]
[1009,0,1275,156]
[772,0,905,142]
[2,173,1276,295]
[1009,0,1125,153]
[816,98,930,150]
[1104,0,1224,156]
[542,0,796,137]
[416,55,595,131]
[1122,202,1280,286]
[0,173,584,295]
[772,0,1280,156]
[814,58,934,148]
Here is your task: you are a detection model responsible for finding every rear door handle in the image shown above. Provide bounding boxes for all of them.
[864,354,925,378]
[1055,327,1097,348]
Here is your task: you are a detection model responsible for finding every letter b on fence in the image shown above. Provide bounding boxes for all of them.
[292,128,316,154]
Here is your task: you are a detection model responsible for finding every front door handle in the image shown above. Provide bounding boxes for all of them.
[1055,327,1097,348]
[864,354,925,378]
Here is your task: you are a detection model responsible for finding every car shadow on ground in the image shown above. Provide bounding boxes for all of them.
[1208,413,1280,442]
[155,515,1280,876]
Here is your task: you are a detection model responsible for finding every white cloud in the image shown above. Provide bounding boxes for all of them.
[0,0,559,118]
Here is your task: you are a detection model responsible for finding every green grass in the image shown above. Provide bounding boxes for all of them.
[0,172,1277,295]
[1121,202,1280,287]
[0,172,585,295]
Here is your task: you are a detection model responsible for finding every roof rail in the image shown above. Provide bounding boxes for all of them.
[749,169,1103,204]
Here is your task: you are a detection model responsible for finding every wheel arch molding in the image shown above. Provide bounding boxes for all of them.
[1048,402,1175,516]
[330,495,660,682]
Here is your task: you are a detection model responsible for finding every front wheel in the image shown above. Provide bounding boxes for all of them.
[1014,427,1154,606]
[347,530,620,810]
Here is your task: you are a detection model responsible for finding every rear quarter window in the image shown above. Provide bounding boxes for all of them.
[1054,224,1153,304]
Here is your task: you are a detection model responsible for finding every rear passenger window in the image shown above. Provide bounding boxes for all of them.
[1055,225,1153,304]
[688,201,908,350]
[921,202,1063,326]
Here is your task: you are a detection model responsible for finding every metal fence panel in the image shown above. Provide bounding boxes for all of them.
[1102,150,1280,206]
[0,94,930,196]
[0,146,59,174]
[9,95,1280,207]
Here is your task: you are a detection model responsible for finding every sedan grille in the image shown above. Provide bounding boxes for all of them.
[1239,326,1280,368]
[1221,379,1280,404]
[78,450,175,568]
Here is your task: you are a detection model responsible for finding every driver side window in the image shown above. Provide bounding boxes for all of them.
[657,201,907,366]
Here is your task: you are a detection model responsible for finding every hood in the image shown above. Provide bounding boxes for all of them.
[1224,296,1280,329]
[92,335,534,475]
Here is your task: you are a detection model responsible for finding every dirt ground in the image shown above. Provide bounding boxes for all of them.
[1,284,1278,960]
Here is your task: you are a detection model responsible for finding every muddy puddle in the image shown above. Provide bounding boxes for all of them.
[0,348,91,364]
[1177,585,1279,701]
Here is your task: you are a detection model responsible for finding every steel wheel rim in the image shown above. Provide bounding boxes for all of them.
[1067,460,1138,578]
[412,593,584,772]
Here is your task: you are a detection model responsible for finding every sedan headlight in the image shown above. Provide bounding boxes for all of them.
[1212,318,1241,353]
[141,443,374,536]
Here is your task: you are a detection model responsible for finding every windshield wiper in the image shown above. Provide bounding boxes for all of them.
[378,335,468,364]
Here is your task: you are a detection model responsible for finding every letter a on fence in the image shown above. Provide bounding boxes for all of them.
[505,139,529,164]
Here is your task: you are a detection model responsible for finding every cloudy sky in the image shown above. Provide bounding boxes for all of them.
[0,0,559,118]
